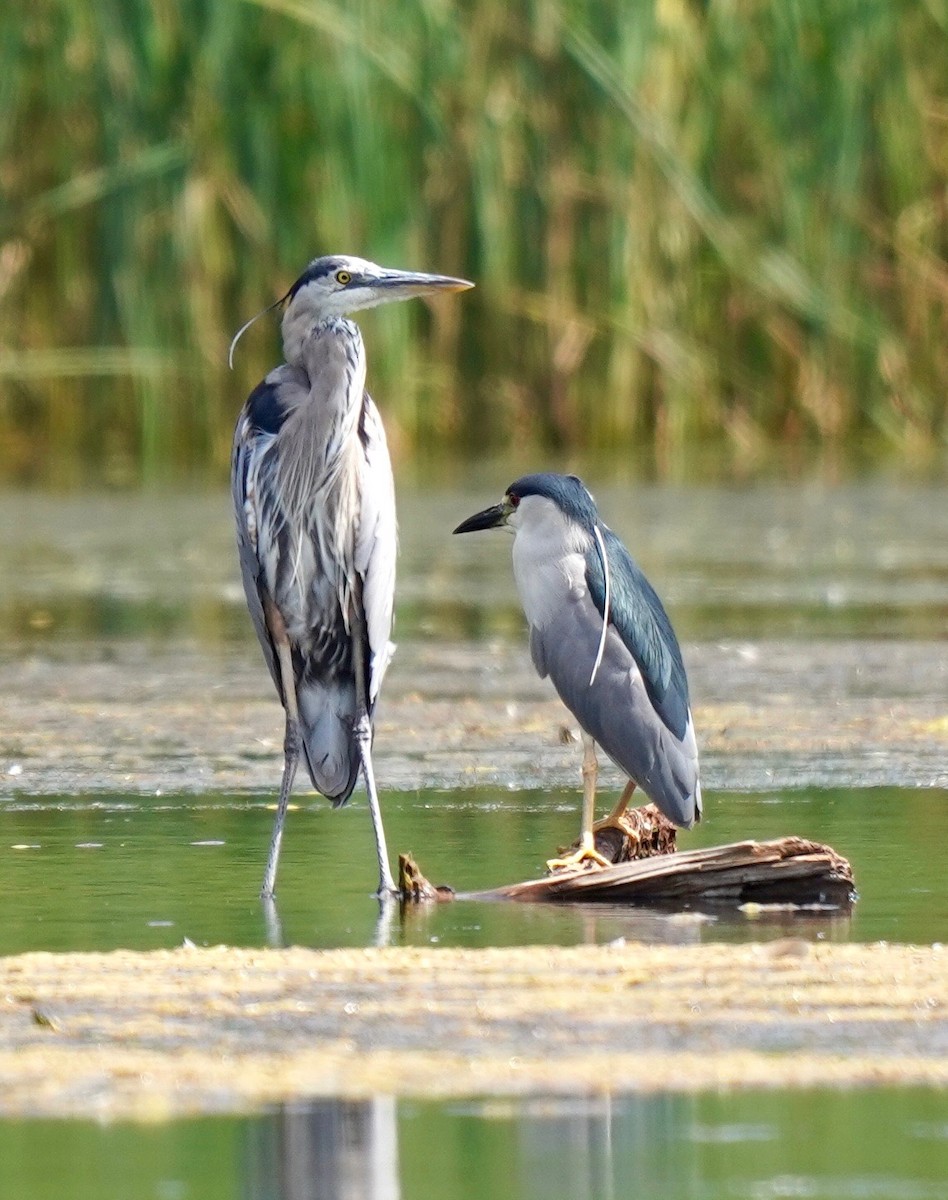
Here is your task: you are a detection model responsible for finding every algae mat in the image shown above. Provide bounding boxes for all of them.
[1,640,946,797]
[1,941,947,1119]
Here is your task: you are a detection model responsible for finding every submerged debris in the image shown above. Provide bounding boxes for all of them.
[398,853,455,902]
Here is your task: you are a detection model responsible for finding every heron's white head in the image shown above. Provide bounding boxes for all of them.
[286,255,472,320]
[228,255,473,368]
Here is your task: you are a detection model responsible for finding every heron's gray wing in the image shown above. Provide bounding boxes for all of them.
[232,358,367,805]
[230,367,305,698]
[354,392,396,710]
[585,527,690,741]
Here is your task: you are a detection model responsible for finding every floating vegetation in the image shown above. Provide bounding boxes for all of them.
[2,942,948,1116]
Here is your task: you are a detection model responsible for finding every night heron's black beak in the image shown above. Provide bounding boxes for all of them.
[453,502,507,534]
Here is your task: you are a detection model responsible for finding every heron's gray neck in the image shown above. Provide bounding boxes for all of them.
[282,311,362,370]
[275,316,366,544]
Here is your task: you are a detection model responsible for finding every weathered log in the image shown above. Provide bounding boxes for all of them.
[398,804,856,910]
[480,837,855,907]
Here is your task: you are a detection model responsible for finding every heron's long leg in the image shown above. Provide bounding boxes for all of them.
[353,711,396,896]
[260,626,300,900]
[547,733,611,873]
[350,601,396,898]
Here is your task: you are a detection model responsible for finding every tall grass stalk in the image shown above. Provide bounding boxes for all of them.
[0,0,945,483]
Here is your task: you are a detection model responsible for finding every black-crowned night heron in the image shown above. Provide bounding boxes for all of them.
[454,472,701,872]
[231,254,473,898]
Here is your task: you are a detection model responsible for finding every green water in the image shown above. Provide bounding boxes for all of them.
[1,785,946,955]
[2,1090,947,1200]
[1,480,947,646]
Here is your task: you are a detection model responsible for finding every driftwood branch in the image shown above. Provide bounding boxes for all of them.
[398,804,855,910]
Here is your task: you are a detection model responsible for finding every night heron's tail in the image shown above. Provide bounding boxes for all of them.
[640,716,702,830]
[296,680,360,806]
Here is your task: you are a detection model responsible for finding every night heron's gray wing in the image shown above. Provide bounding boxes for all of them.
[354,393,396,711]
[586,527,690,740]
[529,529,700,827]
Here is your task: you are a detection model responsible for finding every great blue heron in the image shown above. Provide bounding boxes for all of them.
[231,254,473,898]
[454,472,701,871]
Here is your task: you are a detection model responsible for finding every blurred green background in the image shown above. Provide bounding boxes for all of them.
[1,0,946,486]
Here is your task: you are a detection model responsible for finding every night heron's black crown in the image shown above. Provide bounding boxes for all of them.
[507,473,599,530]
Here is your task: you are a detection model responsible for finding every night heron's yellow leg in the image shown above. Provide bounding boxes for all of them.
[547,733,612,873]
[593,780,637,833]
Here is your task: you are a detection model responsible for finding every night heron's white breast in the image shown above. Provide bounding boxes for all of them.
[510,495,592,630]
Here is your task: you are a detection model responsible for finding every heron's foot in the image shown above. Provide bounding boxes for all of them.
[546,833,612,875]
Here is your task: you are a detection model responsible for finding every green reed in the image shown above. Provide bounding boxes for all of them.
[0,0,945,483]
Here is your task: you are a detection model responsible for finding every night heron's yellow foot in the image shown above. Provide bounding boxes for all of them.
[594,781,636,830]
[591,814,629,837]
[546,834,612,874]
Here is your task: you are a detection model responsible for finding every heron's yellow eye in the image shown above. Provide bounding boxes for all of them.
[335,269,352,285]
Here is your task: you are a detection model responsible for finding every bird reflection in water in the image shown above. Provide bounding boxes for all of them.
[260,894,397,949]
[245,1098,399,1200]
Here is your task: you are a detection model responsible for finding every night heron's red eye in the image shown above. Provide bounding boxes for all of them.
[335,269,351,285]
[509,494,520,508]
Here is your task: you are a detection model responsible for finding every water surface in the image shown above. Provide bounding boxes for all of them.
[1,478,946,646]
[2,1089,946,1200]
[2,785,945,957]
